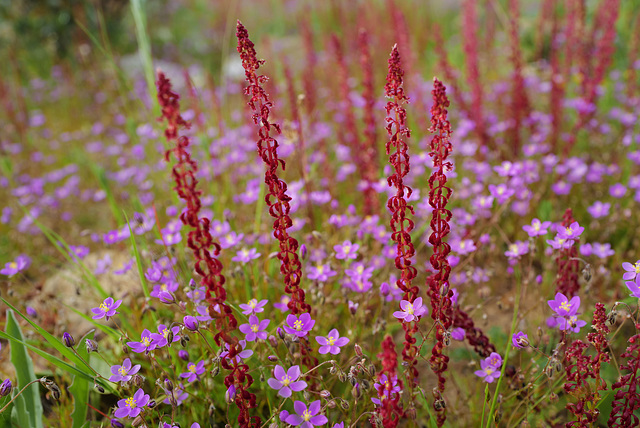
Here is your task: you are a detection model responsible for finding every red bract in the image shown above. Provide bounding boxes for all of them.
[507,0,531,156]
[426,78,454,427]
[609,333,640,427]
[358,27,380,216]
[384,45,420,397]
[236,20,317,380]
[563,304,610,426]
[373,335,404,428]
[555,208,580,297]
[236,21,309,316]
[452,306,496,358]
[157,72,259,428]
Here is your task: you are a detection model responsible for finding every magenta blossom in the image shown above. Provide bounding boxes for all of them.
[91,297,122,321]
[127,329,156,354]
[512,331,529,349]
[150,324,181,348]
[274,295,291,312]
[522,218,551,237]
[109,358,141,383]
[232,248,261,264]
[315,329,349,355]
[284,313,315,337]
[623,260,640,281]
[239,298,268,315]
[180,360,205,383]
[371,374,401,405]
[239,315,270,342]
[285,400,328,427]
[334,240,359,260]
[393,297,427,322]
[267,365,307,398]
[557,315,587,333]
[556,221,584,240]
[0,255,30,276]
[548,292,580,317]
[114,388,150,418]
[474,358,502,383]
[626,275,640,298]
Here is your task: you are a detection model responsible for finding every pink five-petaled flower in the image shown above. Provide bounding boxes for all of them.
[622,260,640,281]
[150,324,181,348]
[547,292,580,317]
[556,221,584,240]
[0,255,30,276]
[267,365,307,398]
[334,240,359,260]
[371,374,401,405]
[285,400,328,427]
[474,355,502,383]
[522,218,552,237]
[557,314,588,333]
[127,329,157,354]
[109,358,141,383]
[232,248,261,264]
[512,331,529,349]
[315,329,349,355]
[239,298,268,315]
[91,297,122,321]
[393,297,427,323]
[626,275,640,298]
[239,315,270,342]
[546,235,575,250]
[114,388,150,418]
[284,313,315,337]
[180,360,205,383]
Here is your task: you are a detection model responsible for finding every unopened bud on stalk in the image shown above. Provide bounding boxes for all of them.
[94,383,105,393]
[164,378,174,391]
[85,339,98,353]
[0,379,12,397]
[63,332,75,348]
[354,343,363,357]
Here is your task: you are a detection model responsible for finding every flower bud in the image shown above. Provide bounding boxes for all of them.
[351,384,361,399]
[178,350,189,361]
[164,378,174,391]
[340,399,350,410]
[110,419,125,428]
[354,343,363,357]
[225,385,236,403]
[133,374,144,388]
[277,327,285,340]
[300,244,307,260]
[268,335,278,347]
[158,291,176,304]
[0,379,12,397]
[267,355,278,362]
[85,339,98,353]
[94,383,105,393]
[183,315,199,331]
[63,332,75,348]
[320,390,331,399]
[211,366,220,377]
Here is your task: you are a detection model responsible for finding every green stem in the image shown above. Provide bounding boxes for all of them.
[480,383,489,428]
[0,378,41,414]
[486,265,522,425]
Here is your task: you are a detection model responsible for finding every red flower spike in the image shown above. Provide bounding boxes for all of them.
[157,72,260,428]
[609,333,640,427]
[563,303,610,426]
[372,335,404,428]
[236,20,318,380]
[452,306,496,358]
[555,208,580,297]
[426,78,454,427]
[384,45,420,403]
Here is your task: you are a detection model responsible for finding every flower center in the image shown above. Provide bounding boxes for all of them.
[125,397,136,409]
[327,336,336,346]
[293,320,303,331]
[248,299,257,308]
[533,223,540,231]
[485,368,494,375]
[406,303,414,315]
[635,263,640,274]
[99,302,108,311]
[9,262,17,269]
[565,227,573,236]
[316,265,324,274]
[251,324,259,332]
[303,410,312,421]
[142,337,151,347]
[560,301,570,311]
[189,364,197,373]
[162,328,169,339]
[119,367,127,376]
[281,375,291,386]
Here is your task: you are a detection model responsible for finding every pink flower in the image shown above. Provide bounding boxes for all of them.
[267,365,307,398]
[393,297,427,323]
[315,329,349,355]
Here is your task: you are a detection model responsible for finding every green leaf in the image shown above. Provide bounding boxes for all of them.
[1,298,93,373]
[5,309,44,428]
[69,331,94,428]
